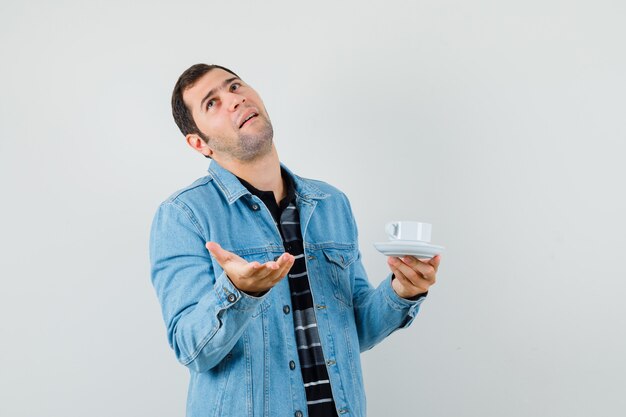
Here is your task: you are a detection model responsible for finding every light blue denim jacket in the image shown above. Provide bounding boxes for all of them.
[149,161,426,417]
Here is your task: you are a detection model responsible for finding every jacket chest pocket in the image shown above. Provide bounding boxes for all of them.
[321,246,357,308]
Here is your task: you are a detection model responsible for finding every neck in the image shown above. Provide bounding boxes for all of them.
[215,146,285,203]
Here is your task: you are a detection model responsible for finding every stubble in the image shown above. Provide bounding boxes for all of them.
[209,114,275,162]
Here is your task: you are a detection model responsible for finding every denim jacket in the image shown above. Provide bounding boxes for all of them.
[149,161,426,417]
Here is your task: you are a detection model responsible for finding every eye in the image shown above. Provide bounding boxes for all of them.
[230,82,241,91]
[206,99,215,110]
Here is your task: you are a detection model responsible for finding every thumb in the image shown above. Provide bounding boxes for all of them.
[205,242,232,265]
[428,254,441,271]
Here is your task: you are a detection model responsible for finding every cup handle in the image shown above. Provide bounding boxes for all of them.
[385,222,399,240]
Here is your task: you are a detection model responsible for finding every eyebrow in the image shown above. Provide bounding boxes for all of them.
[200,77,240,110]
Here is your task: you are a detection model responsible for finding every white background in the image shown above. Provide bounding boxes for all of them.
[1,1,625,416]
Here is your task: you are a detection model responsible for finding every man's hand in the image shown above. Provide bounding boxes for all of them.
[206,242,295,296]
[388,254,441,299]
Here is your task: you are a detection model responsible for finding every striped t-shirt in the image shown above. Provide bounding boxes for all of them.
[238,169,338,417]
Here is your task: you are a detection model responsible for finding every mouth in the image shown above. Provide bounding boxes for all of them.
[239,111,259,128]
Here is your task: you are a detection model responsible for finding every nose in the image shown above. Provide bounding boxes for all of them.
[227,92,246,112]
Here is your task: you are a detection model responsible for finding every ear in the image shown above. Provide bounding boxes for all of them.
[186,133,213,158]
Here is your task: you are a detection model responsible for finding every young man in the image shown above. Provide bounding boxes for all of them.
[149,64,441,417]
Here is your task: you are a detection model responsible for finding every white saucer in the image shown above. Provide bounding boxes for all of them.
[373,240,445,259]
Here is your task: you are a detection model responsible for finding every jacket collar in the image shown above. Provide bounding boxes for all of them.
[207,159,330,205]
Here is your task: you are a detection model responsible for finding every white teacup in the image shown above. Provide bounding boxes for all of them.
[385,221,432,242]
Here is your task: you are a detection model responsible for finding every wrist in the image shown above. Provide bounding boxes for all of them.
[391,273,428,300]
[226,274,269,297]
[243,289,268,297]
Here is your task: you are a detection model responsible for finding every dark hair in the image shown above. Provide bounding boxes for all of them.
[171,64,240,143]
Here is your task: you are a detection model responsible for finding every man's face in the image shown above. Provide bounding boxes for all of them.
[183,68,274,162]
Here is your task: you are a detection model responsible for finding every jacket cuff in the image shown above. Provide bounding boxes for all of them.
[214,271,270,312]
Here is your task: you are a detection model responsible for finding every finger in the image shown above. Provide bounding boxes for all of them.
[249,253,292,281]
[392,257,424,285]
[388,263,421,293]
[248,260,278,280]
[389,257,428,287]
[399,255,436,282]
[427,254,441,273]
[240,260,265,279]
[270,253,295,282]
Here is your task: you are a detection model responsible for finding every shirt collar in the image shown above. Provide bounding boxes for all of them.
[206,160,329,205]
[236,165,296,207]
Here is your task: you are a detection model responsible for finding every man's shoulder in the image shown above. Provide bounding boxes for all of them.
[159,175,215,206]
[293,174,348,199]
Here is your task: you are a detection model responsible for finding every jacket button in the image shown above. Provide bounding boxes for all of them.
[338,409,348,414]
[283,305,290,314]
[289,360,296,370]
[295,411,303,417]
[326,359,336,366]
[227,294,236,303]
[251,204,259,210]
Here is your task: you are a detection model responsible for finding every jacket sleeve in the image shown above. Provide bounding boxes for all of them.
[340,193,427,352]
[149,200,267,373]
